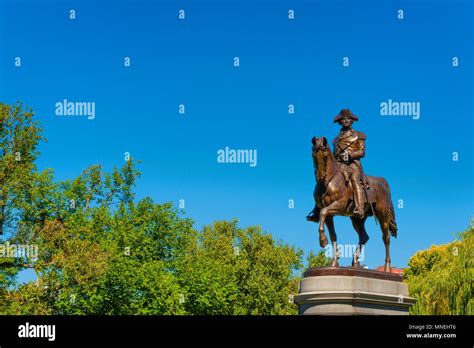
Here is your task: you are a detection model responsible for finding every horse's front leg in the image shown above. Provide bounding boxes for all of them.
[318,219,328,248]
[318,200,345,248]
[325,216,339,267]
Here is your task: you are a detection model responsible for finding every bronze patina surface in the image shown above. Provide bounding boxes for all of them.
[307,109,398,272]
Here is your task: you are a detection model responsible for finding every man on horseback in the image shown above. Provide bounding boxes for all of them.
[305,110,398,272]
[306,109,367,221]
[332,109,366,219]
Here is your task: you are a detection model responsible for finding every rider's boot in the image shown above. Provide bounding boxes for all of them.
[306,206,320,222]
[352,180,365,219]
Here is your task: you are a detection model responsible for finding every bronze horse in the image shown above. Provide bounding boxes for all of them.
[308,136,398,272]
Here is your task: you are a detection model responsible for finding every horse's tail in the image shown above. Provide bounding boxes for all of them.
[384,178,398,238]
[388,200,398,238]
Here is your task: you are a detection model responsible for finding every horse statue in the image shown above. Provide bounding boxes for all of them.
[307,136,398,272]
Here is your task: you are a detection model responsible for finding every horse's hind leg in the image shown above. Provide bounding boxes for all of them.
[350,217,368,268]
[381,221,391,272]
[325,216,339,267]
[374,206,392,272]
[373,179,395,272]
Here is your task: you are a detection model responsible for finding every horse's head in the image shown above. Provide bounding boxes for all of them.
[311,136,334,182]
[311,136,330,159]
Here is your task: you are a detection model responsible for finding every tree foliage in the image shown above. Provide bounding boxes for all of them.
[305,250,332,270]
[0,102,44,313]
[0,102,313,315]
[0,102,44,236]
[404,224,473,315]
[178,220,303,315]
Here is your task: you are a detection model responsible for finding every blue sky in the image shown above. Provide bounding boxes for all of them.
[0,0,472,282]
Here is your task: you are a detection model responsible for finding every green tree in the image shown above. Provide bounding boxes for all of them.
[305,249,332,270]
[404,224,473,315]
[1,103,325,316]
[178,220,303,315]
[0,102,44,235]
[3,159,193,315]
[0,102,44,311]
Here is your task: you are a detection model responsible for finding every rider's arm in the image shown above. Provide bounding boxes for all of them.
[350,132,366,160]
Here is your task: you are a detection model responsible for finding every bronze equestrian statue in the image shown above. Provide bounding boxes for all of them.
[306,109,398,272]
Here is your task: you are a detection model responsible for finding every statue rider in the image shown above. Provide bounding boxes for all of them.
[306,109,367,221]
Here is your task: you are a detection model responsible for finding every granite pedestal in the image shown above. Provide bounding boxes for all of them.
[294,267,416,315]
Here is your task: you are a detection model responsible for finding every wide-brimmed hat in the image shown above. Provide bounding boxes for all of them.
[333,109,358,123]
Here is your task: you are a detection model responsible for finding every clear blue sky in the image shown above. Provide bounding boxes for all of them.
[0,0,472,281]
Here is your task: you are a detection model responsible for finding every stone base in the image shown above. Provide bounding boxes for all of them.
[294,267,416,315]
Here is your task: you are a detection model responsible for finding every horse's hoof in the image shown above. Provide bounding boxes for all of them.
[319,234,328,248]
[383,264,391,273]
[351,260,361,268]
[330,259,339,267]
